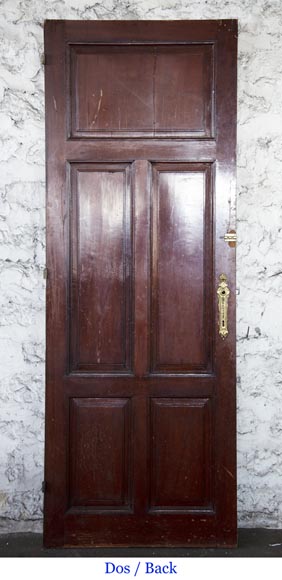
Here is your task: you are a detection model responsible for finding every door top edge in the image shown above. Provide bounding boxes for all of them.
[44,19,238,27]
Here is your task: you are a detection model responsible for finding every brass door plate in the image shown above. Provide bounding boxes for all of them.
[217,274,230,339]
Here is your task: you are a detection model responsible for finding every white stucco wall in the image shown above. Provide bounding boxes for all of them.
[0,0,282,532]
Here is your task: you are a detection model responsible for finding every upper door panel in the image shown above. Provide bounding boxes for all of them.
[69,44,214,138]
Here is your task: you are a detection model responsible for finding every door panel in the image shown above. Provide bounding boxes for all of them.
[149,398,213,511]
[69,163,133,373]
[69,398,132,510]
[70,44,214,138]
[150,163,213,373]
[44,20,237,548]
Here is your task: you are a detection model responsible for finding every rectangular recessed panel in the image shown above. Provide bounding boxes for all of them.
[69,44,214,137]
[150,164,213,373]
[150,398,213,511]
[69,163,132,373]
[69,398,132,509]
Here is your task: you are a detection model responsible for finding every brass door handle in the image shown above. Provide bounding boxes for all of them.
[217,274,230,339]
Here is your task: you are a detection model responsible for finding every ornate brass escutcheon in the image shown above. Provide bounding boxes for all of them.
[217,274,230,339]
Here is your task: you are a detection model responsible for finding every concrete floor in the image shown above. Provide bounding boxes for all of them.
[0,529,282,557]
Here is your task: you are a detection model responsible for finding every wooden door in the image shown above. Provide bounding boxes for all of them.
[44,20,237,547]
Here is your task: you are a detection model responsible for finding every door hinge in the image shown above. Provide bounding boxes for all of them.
[41,480,47,493]
[41,53,46,66]
[43,267,48,280]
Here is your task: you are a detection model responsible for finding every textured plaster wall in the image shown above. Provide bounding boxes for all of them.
[0,0,282,533]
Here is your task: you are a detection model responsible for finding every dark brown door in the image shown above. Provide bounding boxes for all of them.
[44,20,237,547]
